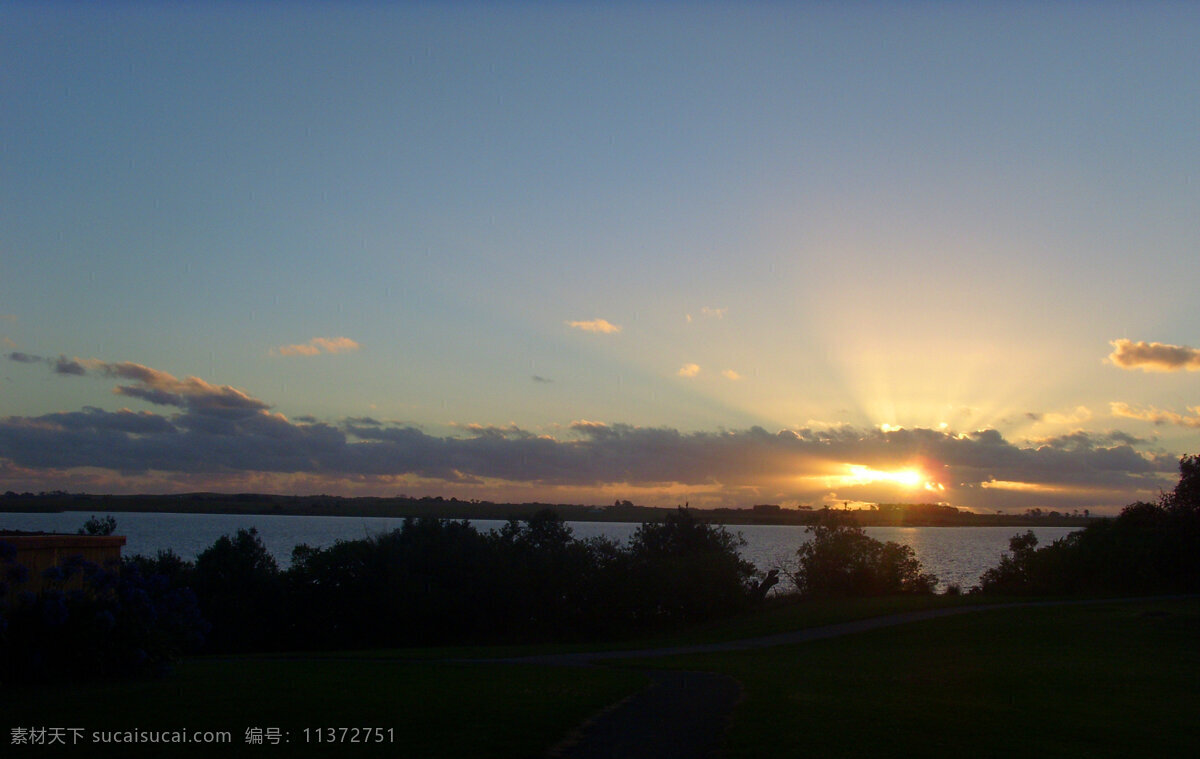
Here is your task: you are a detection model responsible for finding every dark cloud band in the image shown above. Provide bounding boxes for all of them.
[1,354,1181,510]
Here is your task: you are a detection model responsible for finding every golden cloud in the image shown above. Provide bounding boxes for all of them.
[1110,401,1200,428]
[565,319,622,334]
[1108,339,1200,372]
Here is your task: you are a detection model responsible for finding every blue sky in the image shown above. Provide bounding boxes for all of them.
[2,2,1198,512]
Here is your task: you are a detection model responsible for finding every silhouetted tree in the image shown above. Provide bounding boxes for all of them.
[625,507,757,624]
[1162,454,1199,514]
[77,514,117,536]
[192,528,282,651]
[977,454,1200,595]
[169,507,774,652]
[494,510,601,637]
[788,511,936,596]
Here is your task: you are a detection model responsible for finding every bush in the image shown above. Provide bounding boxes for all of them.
[191,528,282,651]
[493,510,607,638]
[282,509,759,646]
[787,512,937,597]
[280,508,762,647]
[287,517,505,647]
[77,514,117,536]
[42,508,766,655]
[624,507,758,623]
[0,548,207,684]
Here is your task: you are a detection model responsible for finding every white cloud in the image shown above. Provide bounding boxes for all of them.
[678,363,701,378]
[722,369,742,381]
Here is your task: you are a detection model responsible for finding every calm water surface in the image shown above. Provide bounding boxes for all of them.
[1,511,1079,591]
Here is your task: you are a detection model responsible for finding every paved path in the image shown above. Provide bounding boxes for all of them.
[525,604,1024,758]
[547,670,741,759]
[512,604,1014,758]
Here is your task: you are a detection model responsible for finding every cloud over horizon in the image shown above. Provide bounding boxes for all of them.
[1108,339,1200,372]
[0,353,1184,513]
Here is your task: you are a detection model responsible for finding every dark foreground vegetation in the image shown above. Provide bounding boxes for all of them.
[1,509,764,680]
[195,507,759,653]
[2,598,1194,759]
[977,454,1200,595]
[1,456,1196,686]
[666,597,1198,759]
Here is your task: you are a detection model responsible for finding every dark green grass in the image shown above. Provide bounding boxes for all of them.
[275,593,992,661]
[3,659,646,759]
[648,598,1200,759]
[8,596,1193,758]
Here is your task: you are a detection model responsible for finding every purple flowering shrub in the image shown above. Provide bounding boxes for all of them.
[0,545,208,684]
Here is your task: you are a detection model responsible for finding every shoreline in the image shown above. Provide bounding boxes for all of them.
[0,492,1100,529]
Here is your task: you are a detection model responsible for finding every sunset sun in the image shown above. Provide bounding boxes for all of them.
[841,465,924,489]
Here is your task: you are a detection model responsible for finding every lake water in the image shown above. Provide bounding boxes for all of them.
[0,511,1079,592]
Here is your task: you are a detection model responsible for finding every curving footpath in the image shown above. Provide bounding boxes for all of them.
[546,670,741,759]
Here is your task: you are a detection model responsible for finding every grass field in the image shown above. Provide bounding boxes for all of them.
[5,596,1196,758]
[647,597,1200,758]
[3,659,645,758]
[285,593,993,661]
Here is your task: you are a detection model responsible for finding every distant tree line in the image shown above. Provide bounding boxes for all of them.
[1,490,1099,527]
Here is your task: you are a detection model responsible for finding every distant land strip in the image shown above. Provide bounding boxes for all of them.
[0,491,1101,528]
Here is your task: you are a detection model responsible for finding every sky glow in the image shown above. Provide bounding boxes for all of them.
[2,3,1198,513]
